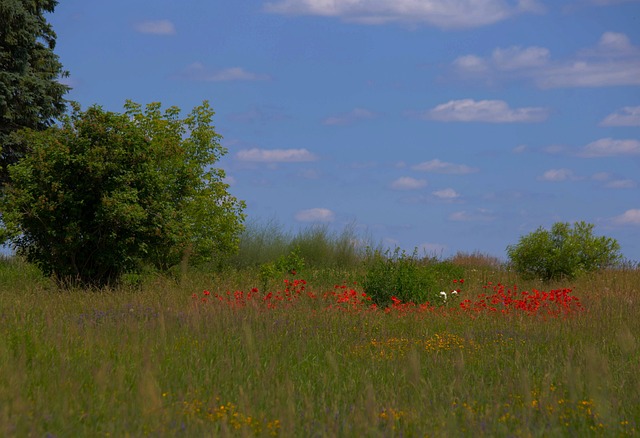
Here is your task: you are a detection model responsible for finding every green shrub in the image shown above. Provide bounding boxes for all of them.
[506,221,621,281]
[259,247,306,292]
[360,248,464,305]
[0,256,49,289]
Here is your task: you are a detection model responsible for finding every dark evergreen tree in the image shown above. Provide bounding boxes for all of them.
[0,0,69,184]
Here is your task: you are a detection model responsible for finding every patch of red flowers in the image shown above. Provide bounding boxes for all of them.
[192,278,582,318]
[323,282,375,311]
[457,282,582,317]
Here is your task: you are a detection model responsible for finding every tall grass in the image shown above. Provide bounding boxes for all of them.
[1,244,639,436]
[229,219,376,271]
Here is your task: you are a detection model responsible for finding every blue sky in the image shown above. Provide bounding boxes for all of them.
[49,0,640,261]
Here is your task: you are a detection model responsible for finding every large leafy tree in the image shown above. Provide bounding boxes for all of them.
[0,101,246,286]
[0,0,70,184]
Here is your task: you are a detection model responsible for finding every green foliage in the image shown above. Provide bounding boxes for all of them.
[0,101,245,287]
[506,221,622,281]
[361,248,464,305]
[0,0,70,184]
[0,255,48,288]
[259,247,305,291]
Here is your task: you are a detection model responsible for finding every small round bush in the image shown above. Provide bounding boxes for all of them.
[506,221,621,281]
[361,248,464,305]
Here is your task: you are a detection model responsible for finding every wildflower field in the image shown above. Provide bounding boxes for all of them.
[0,254,639,437]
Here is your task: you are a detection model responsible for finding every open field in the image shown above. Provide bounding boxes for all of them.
[1,255,639,437]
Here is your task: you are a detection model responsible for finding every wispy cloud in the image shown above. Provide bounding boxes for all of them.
[264,0,544,29]
[591,172,612,181]
[605,179,637,189]
[134,19,176,35]
[591,0,640,5]
[294,208,335,222]
[236,148,318,162]
[612,209,640,226]
[453,32,640,88]
[323,108,377,126]
[449,209,495,222]
[390,177,427,190]
[223,175,237,186]
[538,168,577,182]
[580,138,640,157]
[297,168,321,179]
[600,106,640,126]
[492,46,550,70]
[412,159,478,174]
[453,55,488,72]
[432,188,461,200]
[424,99,549,123]
[57,75,79,88]
[178,63,270,82]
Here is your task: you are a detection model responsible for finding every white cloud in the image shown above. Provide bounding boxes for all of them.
[179,63,270,82]
[538,60,640,88]
[593,31,637,53]
[513,144,528,153]
[432,188,460,200]
[580,138,640,157]
[134,19,176,35]
[57,75,78,88]
[412,159,478,174]
[600,106,640,126]
[605,179,637,189]
[544,144,569,154]
[264,0,544,29]
[294,208,335,222]
[592,0,640,4]
[591,172,611,181]
[453,32,640,88]
[425,99,549,123]
[491,46,550,70]
[612,209,640,226]
[453,55,488,72]
[323,108,377,126]
[450,211,471,221]
[297,169,321,179]
[449,209,495,222]
[538,168,576,182]
[390,177,427,190]
[236,148,318,162]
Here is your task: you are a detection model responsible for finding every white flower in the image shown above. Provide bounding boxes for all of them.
[451,290,458,296]
[440,291,447,300]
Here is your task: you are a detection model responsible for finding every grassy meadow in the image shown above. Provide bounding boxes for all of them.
[1,224,639,437]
